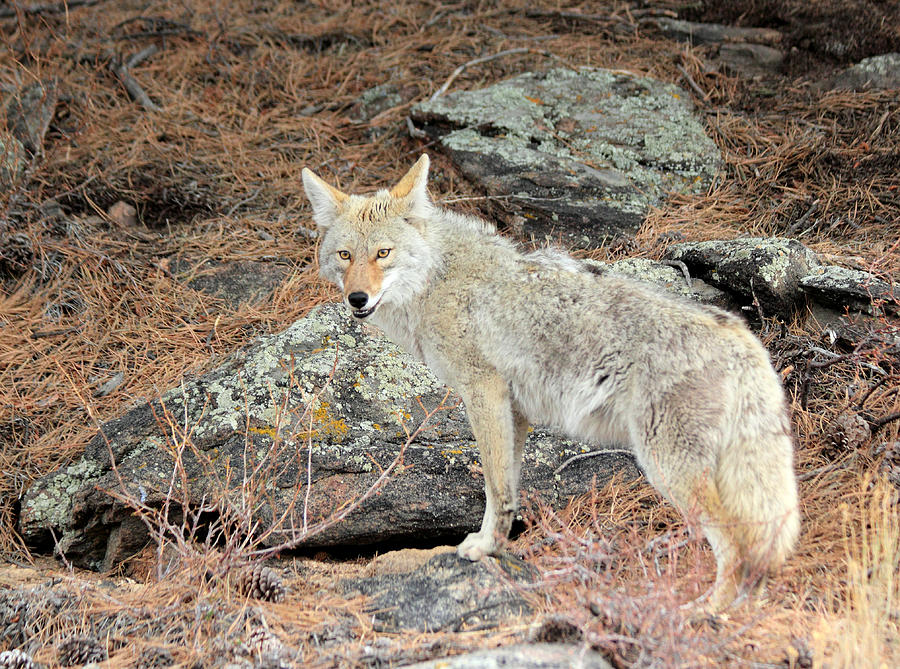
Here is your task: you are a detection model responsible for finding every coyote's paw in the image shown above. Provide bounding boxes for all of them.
[457,531,494,561]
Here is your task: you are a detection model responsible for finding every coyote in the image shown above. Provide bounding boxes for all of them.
[301,155,799,609]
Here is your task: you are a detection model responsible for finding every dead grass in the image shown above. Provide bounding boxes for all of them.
[2,0,899,666]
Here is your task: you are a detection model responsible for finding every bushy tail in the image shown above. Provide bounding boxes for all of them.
[715,430,800,577]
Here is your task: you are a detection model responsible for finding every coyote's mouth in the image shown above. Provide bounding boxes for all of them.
[351,298,381,319]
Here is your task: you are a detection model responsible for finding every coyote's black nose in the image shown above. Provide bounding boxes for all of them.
[348,292,369,309]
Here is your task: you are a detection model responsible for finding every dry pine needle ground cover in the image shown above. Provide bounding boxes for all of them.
[1,0,899,667]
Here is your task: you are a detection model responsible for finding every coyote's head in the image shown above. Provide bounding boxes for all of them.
[301,155,439,319]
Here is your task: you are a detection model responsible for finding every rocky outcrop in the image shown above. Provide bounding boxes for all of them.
[411,68,722,247]
[19,304,638,570]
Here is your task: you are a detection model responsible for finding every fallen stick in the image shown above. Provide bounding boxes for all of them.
[108,49,161,112]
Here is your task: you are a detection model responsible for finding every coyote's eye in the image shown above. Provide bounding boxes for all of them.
[338,250,351,260]
[376,248,391,259]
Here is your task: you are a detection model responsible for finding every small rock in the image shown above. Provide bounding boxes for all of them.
[92,371,125,398]
[717,43,784,74]
[350,83,403,122]
[107,200,137,227]
[3,78,59,154]
[171,259,290,308]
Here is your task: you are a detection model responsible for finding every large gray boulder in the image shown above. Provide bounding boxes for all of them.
[411,68,722,247]
[19,304,637,570]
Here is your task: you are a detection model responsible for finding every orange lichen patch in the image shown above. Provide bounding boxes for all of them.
[311,401,350,441]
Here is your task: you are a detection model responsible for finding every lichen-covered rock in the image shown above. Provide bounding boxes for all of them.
[799,265,897,314]
[828,53,900,90]
[665,237,821,319]
[411,68,722,247]
[588,257,735,310]
[19,304,637,570]
[340,552,535,632]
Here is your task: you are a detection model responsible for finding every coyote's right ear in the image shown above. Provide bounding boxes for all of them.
[389,154,432,221]
[301,168,348,229]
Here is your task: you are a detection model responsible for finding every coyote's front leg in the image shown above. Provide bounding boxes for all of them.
[457,375,529,561]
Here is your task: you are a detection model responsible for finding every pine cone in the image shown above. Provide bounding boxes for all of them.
[824,412,871,457]
[236,565,286,603]
[0,649,33,669]
[137,646,174,669]
[58,635,106,666]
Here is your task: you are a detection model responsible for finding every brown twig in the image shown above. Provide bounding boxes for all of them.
[107,50,161,112]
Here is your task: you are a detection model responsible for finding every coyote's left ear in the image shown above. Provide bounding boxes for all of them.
[389,154,432,221]
[301,167,348,230]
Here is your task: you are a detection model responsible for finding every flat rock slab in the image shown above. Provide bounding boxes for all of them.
[404,643,613,669]
[799,265,898,314]
[341,552,535,632]
[411,68,722,247]
[172,258,291,308]
[665,237,821,319]
[19,303,638,571]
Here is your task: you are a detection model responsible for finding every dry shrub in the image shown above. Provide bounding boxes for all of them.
[812,478,899,667]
